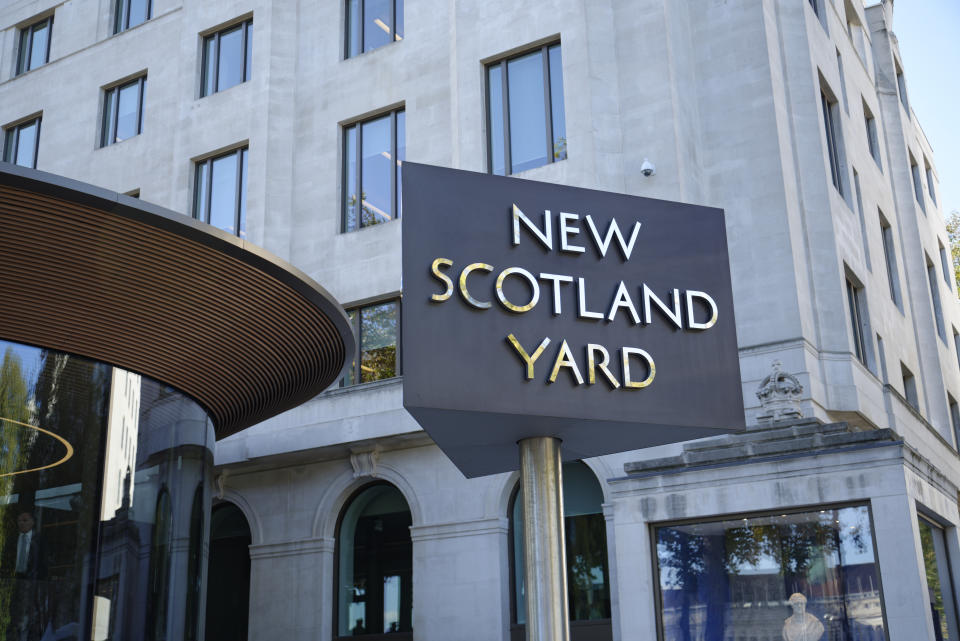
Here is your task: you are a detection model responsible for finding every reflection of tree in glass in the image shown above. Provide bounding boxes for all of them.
[360,304,397,383]
[347,192,392,230]
[565,514,610,620]
[554,137,567,161]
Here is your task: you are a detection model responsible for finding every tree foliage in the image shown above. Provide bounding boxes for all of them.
[945,210,960,295]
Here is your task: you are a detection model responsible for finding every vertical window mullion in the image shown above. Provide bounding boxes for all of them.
[541,46,553,165]
[112,88,121,144]
[241,21,249,82]
[355,310,363,383]
[45,18,52,64]
[356,123,364,228]
[33,119,41,168]
[25,27,34,71]
[359,0,365,53]
[501,61,510,175]
[390,112,397,223]
[204,159,213,224]
[234,148,243,235]
[390,0,396,43]
[213,33,221,93]
[137,77,145,134]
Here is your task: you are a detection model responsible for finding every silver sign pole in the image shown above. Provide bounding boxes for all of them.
[519,436,569,641]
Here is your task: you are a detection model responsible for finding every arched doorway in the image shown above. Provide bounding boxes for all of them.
[205,502,252,641]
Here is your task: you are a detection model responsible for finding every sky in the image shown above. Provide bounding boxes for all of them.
[891,0,960,218]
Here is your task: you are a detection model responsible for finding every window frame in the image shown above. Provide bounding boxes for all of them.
[100,75,146,147]
[895,62,909,112]
[486,41,567,176]
[3,115,42,168]
[344,0,403,58]
[926,253,946,342]
[338,298,402,388]
[200,18,253,97]
[113,0,152,33]
[910,154,925,213]
[901,362,919,411]
[16,16,53,76]
[341,108,404,233]
[926,161,937,205]
[879,212,902,310]
[862,99,882,169]
[192,145,249,238]
[820,89,845,197]
[845,276,869,366]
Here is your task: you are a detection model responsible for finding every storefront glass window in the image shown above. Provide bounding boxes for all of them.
[0,339,214,641]
[918,516,960,640]
[655,505,886,641]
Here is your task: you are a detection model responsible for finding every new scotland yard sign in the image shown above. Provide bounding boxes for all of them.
[401,163,744,477]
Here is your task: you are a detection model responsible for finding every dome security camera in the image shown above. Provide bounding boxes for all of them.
[640,158,656,177]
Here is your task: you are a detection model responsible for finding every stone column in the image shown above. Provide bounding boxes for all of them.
[610,503,658,640]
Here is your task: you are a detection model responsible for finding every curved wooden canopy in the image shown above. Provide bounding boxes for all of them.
[0,163,353,439]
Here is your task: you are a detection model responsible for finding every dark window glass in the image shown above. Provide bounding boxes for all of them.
[114,0,151,33]
[911,158,926,213]
[147,490,173,641]
[201,20,252,97]
[345,0,402,57]
[927,257,946,341]
[654,506,886,641]
[185,485,205,641]
[336,484,412,638]
[511,462,611,629]
[3,117,41,169]
[918,518,960,640]
[880,215,902,308]
[16,17,52,75]
[194,146,248,238]
[927,165,937,205]
[101,76,146,147]
[896,67,908,111]
[821,91,844,196]
[902,363,919,410]
[863,101,881,168]
[941,244,952,290]
[339,301,399,388]
[342,109,404,232]
[950,396,960,451]
[205,503,251,641]
[846,278,867,364]
[487,43,566,175]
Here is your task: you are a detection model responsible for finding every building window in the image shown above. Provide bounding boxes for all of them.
[101,76,146,147]
[654,505,886,641]
[926,160,937,205]
[949,395,960,451]
[853,170,870,271]
[896,62,908,112]
[16,16,52,75]
[927,254,946,341]
[845,277,868,365]
[836,50,848,113]
[876,333,889,383]
[918,517,960,640]
[487,42,567,176]
[910,154,925,213]
[3,116,41,168]
[345,0,403,57]
[863,99,881,169]
[201,19,252,97]
[879,213,902,309]
[901,363,919,411]
[343,109,404,232]
[340,300,399,387]
[820,90,844,196]
[193,146,248,238]
[114,0,151,33]
[335,483,412,638]
[940,242,952,290]
[206,502,252,641]
[510,462,611,639]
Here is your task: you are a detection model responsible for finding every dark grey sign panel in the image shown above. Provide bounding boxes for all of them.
[401,163,744,477]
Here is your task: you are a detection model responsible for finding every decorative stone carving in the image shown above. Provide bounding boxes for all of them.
[756,360,804,423]
[350,448,380,478]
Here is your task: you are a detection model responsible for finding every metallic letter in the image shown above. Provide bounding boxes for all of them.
[584,215,642,260]
[539,273,573,316]
[548,339,584,384]
[459,263,494,309]
[430,257,454,302]
[587,344,621,388]
[607,281,640,324]
[559,212,585,254]
[686,290,718,330]
[622,347,655,388]
[507,334,551,380]
[577,278,604,320]
[512,204,553,250]
[496,267,540,313]
[642,284,683,328]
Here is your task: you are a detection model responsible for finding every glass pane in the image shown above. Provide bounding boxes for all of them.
[549,45,567,161]
[102,88,117,147]
[128,0,149,28]
[919,519,960,641]
[337,485,412,636]
[194,161,209,222]
[656,506,886,641]
[507,50,548,173]
[346,0,361,57]
[3,131,13,163]
[396,111,405,218]
[202,35,217,96]
[17,29,30,74]
[244,22,252,82]
[395,0,403,41]
[363,0,392,52]
[206,504,252,641]
[115,81,140,142]
[360,115,392,227]
[15,121,38,168]
[487,65,505,175]
[29,21,49,71]
[217,26,245,92]
[344,126,358,232]
[238,148,248,238]
[114,0,127,32]
[209,152,239,235]
[340,310,358,386]
[360,302,397,383]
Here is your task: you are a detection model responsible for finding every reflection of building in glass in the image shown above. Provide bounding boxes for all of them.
[101,369,141,521]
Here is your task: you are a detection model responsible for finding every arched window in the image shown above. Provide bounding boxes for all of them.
[205,502,252,641]
[335,483,413,639]
[147,488,172,641]
[185,484,205,641]
[510,461,611,640]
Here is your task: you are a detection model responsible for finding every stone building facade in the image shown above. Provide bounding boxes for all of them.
[1,0,958,639]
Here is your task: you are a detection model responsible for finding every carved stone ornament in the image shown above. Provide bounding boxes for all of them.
[350,448,380,479]
[755,360,804,423]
